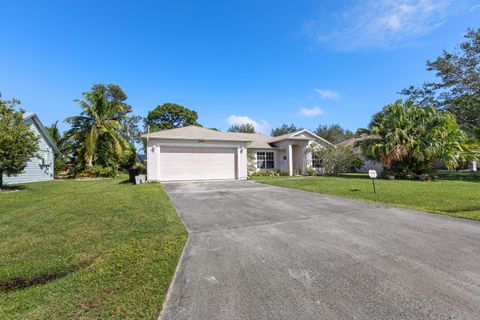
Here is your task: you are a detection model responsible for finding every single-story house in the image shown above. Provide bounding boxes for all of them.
[2,112,59,185]
[337,136,384,173]
[142,126,333,181]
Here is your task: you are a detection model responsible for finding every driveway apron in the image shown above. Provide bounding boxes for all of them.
[160,180,480,320]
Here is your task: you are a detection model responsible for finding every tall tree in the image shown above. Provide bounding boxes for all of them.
[358,100,478,177]
[228,123,256,133]
[401,28,480,137]
[45,121,62,146]
[145,103,200,132]
[65,84,131,169]
[314,124,354,144]
[271,123,302,136]
[0,95,40,187]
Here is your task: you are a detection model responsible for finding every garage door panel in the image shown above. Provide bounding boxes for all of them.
[160,147,236,181]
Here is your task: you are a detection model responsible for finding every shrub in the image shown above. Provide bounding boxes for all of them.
[79,165,116,178]
[132,162,147,174]
[306,166,316,176]
[309,145,363,176]
[53,157,67,177]
[249,170,289,177]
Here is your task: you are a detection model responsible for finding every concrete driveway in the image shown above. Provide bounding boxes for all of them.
[160,180,480,320]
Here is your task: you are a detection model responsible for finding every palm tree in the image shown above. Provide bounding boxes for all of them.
[45,121,62,146]
[359,100,478,176]
[65,85,130,168]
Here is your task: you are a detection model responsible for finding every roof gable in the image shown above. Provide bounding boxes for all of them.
[268,129,334,146]
[23,112,60,154]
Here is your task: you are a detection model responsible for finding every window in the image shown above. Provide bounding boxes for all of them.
[312,153,322,168]
[257,152,274,169]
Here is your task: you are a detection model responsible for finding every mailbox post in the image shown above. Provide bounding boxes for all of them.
[369,170,377,194]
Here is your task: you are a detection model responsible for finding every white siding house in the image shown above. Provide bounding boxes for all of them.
[2,113,59,185]
[142,126,333,181]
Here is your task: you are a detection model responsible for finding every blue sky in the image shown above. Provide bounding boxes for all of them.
[1,0,479,134]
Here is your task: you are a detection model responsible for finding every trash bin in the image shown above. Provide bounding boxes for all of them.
[128,168,139,183]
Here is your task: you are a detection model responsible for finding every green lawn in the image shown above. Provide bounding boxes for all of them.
[253,172,480,221]
[0,177,187,319]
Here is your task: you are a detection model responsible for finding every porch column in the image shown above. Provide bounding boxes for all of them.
[288,143,293,176]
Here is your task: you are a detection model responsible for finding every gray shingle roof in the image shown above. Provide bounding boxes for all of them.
[142,126,253,142]
[142,126,334,149]
[224,132,277,149]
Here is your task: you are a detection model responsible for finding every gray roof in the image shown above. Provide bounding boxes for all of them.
[143,126,334,149]
[269,129,335,146]
[224,132,277,149]
[23,112,60,154]
[268,130,307,143]
[337,135,380,153]
[142,126,253,142]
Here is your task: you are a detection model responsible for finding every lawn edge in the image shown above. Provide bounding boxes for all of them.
[156,235,191,320]
[253,179,480,223]
[156,183,191,319]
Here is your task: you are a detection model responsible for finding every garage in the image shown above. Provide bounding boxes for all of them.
[159,147,237,181]
[142,126,251,182]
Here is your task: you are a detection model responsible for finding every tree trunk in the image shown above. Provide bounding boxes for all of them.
[87,155,93,168]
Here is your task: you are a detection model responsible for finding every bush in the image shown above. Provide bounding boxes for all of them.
[309,145,363,176]
[132,162,147,174]
[53,157,67,177]
[79,165,117,178]
[249,170,289,177]
[306,166,316,176]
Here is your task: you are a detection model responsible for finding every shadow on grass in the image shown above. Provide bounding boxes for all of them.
[118,179,133,185]
[0,184,26,193]
[0,258,94,292]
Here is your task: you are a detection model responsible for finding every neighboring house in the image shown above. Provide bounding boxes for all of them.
[337,136,384,173]
[142,126,333,181]
[2,113,59,185]
[433,159,478,172]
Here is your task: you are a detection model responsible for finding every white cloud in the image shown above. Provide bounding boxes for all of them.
[315,89,341,100]
[298,107,324,117]
[302,0,479,50]
[226,115,269,134]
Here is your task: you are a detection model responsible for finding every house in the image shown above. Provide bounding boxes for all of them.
[337,136,384,173]
[340,136,479,173]
[2,113,59,185]
[142,126,333,181]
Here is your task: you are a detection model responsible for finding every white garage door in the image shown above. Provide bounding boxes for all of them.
[160,147,237,181]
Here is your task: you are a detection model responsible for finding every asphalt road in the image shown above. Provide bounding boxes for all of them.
[160,180,480,320]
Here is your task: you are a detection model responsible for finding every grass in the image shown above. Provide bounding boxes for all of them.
[0,176,187,319]
[253,172,480,221]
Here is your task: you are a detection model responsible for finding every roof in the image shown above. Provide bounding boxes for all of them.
[143,126,334,149]
[142,126,253,142]
[269,129,335,146]
[224,132,277,149]
[337,135,380,153]
[23,112,60,154]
